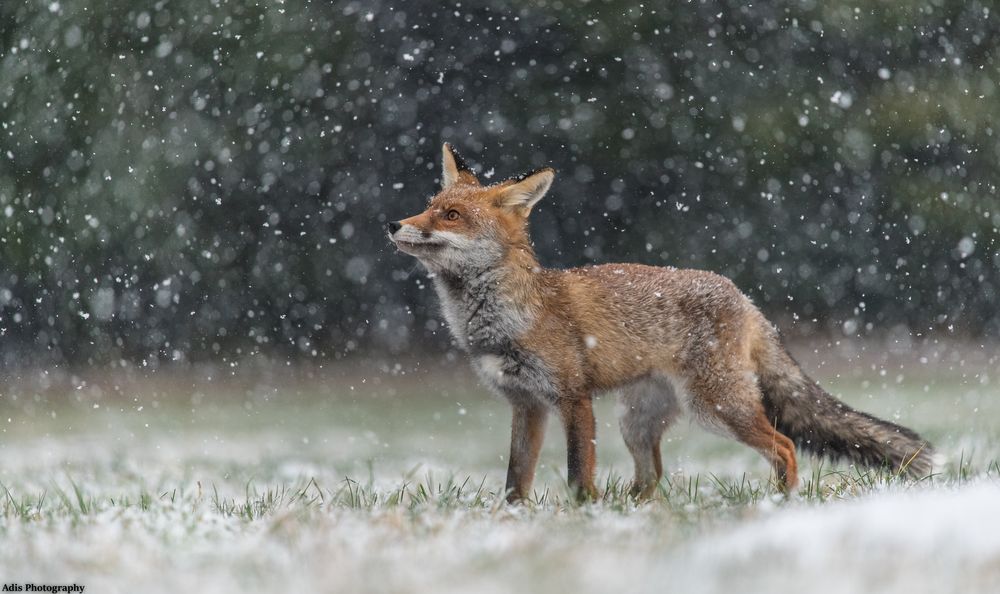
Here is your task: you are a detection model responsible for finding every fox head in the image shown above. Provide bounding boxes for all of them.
[388,143,554,274]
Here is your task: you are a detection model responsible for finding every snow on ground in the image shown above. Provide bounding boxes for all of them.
[1,357,997,593]
[3,479,999,594]
[677,482,1000,594]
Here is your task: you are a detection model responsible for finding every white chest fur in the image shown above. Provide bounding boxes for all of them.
[473,354,506,387]
[471,351,559,405]
[430,270,559,403]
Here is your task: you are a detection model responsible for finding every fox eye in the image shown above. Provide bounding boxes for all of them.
[445,209,460,221]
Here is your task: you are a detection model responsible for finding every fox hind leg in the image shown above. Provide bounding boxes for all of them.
[741,410,799,492]
[688,371,799,492]
[617,378,681,499]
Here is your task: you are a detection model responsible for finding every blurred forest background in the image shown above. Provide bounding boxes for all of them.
[0,0,997,368]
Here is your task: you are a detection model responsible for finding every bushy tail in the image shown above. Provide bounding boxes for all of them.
[756,339,934,477]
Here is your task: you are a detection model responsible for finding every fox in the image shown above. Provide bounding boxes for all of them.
[388,143,934,502]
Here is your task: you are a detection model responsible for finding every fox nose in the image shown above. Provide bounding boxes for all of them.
[387,221,402,235]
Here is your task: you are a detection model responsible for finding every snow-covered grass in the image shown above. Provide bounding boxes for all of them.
[1,346,998,593]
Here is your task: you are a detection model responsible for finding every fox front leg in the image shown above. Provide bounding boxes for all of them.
[504,399,548,503]
[560,395,599,502]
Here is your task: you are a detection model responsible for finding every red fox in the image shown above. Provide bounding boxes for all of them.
[388,143,934,502]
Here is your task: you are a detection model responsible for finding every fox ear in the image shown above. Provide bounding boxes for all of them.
[441,143,478,188]
[498,168,554,215]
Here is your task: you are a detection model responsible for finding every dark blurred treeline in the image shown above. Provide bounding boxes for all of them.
[0,0,997,367]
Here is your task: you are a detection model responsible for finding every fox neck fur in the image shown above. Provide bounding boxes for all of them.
[430,244,561,404]
[431,243,540,355]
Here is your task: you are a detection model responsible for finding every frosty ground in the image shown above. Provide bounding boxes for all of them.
[1,340,998,593]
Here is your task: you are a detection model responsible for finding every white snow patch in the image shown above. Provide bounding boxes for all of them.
[671,483,1000,594]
